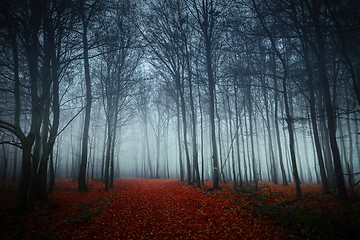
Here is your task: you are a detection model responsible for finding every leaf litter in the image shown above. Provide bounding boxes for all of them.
[1,179,359,239]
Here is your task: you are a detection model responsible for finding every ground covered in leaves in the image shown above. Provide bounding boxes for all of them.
[1,179,359,239]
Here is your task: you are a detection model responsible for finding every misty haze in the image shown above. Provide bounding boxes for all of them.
[0,0,359,239]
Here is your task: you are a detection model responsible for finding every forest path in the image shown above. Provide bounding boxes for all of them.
[56,179,285,239]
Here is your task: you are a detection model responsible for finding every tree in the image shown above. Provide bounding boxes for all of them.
[285,1,329,193]
[99,0,142,190]
[190,0,221,189]
[137,78,154,178]
[252,0,302,198]
[149,85,171,178]
[143,0,193,183]
[0,0,72,208]
[305,0,348,199]
[78,0,101,192]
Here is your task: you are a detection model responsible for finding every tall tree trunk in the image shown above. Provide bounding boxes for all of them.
[16,0,43,209]
[12,147,18,182]
[302,41,330,193]
[216,97,225,183]
[338,120,347,166]
[165,119,170,178]
[177,73,192,184]
[302,123,312,182]
[198,81,205,185]
[226,89,237,188]
[246,81,258,188]
[286,76,301,189]
[311,0,348,199]
[145,118,153,178]
[345,93,353,173]
[39,21,60,203]
[109,121,118,188]
[308,117,321,183]
[49,151,55,192]
[254,109,262,182]
[194,0,219,189]
[141,130,146,178]
[186,53,200,187]
[243,106,250,184]
[234,82,243,189]
[37,96,51,203]
[318,103,335,188]
[176,97,184,181]
[355,114,360,169]
[293,128,304,182]
[261,71,277,184]
[155,123,161,179]
[261,119,271,181]
[78,0,93,192]
[17,142,33,209]
[101,121,107,181]
[273,61,288,185]
[283,76,302,198]
[104,114,113,192]
[209,72,219,189]
[10,20,19,184]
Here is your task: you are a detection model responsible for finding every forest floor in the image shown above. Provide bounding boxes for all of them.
[1,179,360,239]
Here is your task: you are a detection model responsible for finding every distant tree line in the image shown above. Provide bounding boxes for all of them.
[0,0,359,209]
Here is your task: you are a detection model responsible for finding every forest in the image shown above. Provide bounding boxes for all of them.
[0,0,359,239]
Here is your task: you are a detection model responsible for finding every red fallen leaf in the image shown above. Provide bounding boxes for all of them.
[8,178,358,239]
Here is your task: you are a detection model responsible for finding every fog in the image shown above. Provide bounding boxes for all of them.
[0,0,359,207]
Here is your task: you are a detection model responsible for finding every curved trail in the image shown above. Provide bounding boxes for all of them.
[58,179,285,239]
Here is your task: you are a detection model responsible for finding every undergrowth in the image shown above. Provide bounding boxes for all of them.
[249,187,360,240]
